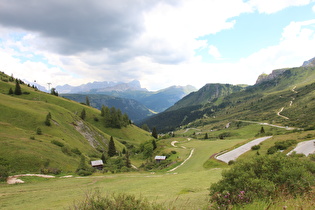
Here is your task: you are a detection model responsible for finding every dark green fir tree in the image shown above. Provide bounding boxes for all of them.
[108,136,116,157]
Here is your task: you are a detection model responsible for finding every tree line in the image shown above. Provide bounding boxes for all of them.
[100,105,130,128]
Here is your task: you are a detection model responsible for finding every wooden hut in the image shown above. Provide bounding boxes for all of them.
[91,160,104,170]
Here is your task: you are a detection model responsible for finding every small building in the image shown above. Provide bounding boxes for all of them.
[91,160,104,170]
[155,156,166,163]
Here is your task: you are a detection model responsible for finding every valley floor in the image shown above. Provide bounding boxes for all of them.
[0,138,244,210]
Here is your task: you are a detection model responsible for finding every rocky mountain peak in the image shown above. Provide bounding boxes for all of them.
[255,69,287,85]
[302,57,315,67]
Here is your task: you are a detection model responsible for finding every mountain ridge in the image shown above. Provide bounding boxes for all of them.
[56,80,147,93]
[143,57,315,132]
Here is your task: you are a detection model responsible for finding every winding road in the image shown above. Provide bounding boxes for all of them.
[216,136,273,163]
[287,140,315,156]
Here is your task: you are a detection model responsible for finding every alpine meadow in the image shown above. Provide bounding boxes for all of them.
[1,57,315,209]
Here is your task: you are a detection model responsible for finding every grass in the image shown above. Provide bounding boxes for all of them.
[1,124,315,209]
[0,136,245,210]
[2,72,315,209]
[0,78,152,173]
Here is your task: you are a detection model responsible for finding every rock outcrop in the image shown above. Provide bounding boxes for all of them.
[302,57,315,67]
[255,69,287,85]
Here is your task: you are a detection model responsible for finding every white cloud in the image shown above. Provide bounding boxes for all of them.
[208,45,222,60]
[236,19,315,81]
[0,1,315,91]
[248,0,312,14]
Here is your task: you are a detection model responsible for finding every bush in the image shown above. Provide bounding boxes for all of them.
[71,148,82,155]
[71,190,165,210]
[274,140,296,150]
[61,146,72,156]
[218,132,232,139]
[77,169,93,176]
[251,145,260,150]
[267,140,297,154]
[76,155,94,176]
[40,167,61,175]
[267,146,277,154]
[36,127,42,135]
[209,154,315,207]
[51,140,64,147]
[0,165,9,182]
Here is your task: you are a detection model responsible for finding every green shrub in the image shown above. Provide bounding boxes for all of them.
[209,154,315,207]
[251,145,260,150]
[71,148,82,155]
[228,160,235,165]
[71,190,165,210]
[36,127,42,135]
[51,140,64,147]
[40,167,61,175]
[274,140,296,150]
[61,146,72,156]
[77,169,93,176]
[218,132,232,139]
[267,140,297,154]
[76,155,94,176]
[0,165,9,182]
[267,146,277,154]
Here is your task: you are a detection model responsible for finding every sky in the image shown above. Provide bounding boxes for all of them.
[0,0,315,91]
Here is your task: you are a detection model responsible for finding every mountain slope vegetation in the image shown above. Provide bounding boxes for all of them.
[0,72,152,174]
[61,93,154,122]
[143,65,315,132]
[60,85,196,123]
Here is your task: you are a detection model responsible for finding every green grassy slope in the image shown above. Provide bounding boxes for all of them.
[0,72,152,173]
[145,66,315,131]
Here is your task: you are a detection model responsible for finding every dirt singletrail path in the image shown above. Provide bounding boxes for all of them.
[277,86,298,120]
[167,148,195,172]
[168,139,194,172]
[7,174,73,184]
[7,174,56,184]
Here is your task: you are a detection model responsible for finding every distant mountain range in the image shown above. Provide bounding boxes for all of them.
[56,80,147,93]
[58,80,196,122]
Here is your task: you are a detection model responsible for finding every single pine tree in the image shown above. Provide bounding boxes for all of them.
[141,124,150,132]
[152,127,158,139]
[8,87,13,95]
[260,126,265,134]
[204,133,208,139]
[14,79,22,95]
[152,139,157,150]
[125,151,131,168]
[101,153,106,164]
[45,112,52,126]
[86,96,90,106]
[80,108,86,120]
[108,136,116,157]
[50,88,58,96]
